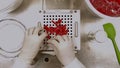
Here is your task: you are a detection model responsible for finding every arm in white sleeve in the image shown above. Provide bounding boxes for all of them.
[63,58,86,68]
[11,24,47,68]
[47,35,86,68]
[11,58,33,68]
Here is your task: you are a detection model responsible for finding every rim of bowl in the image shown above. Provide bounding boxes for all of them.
[0,0,23,14]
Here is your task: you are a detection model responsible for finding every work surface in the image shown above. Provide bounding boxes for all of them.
[0,0,120,68]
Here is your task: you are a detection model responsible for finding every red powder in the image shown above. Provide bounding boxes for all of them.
[90,0,120,17]
[44,19,68,39]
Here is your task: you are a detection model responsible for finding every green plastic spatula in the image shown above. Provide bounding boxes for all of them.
[103,23,120,65]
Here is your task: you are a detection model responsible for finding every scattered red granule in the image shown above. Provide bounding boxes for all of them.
[90,0,120,17]
[44,19,68,39]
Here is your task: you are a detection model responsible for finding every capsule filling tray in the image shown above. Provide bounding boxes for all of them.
[39,10,80,51]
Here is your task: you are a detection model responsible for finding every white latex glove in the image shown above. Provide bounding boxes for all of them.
[18,24,47,64]
[47,35,75,66]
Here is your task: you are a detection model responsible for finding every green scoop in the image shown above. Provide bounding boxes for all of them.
[103,23,120,65]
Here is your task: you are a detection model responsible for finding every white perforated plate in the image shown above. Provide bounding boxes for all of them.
[39,10,80,51]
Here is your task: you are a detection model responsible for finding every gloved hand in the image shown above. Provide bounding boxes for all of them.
[18,24,47,64]
[47,35,75,66]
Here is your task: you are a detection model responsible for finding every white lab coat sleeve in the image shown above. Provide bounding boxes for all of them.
[63,58,86,68]
[11,58,34,68]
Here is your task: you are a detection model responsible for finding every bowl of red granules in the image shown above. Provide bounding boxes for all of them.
[85,0,120,19]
